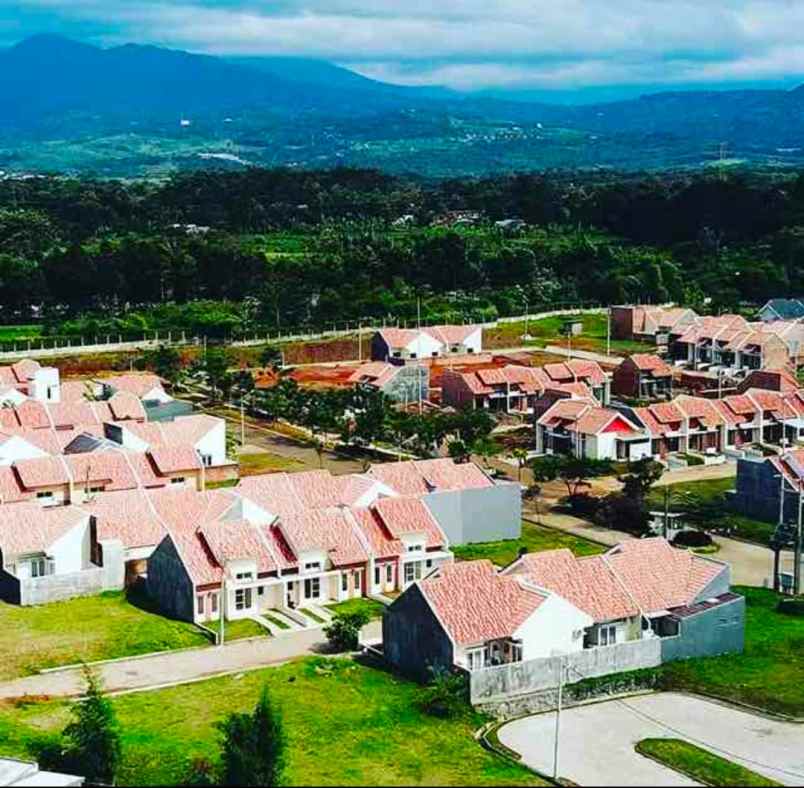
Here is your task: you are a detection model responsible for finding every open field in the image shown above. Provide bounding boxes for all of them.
[452,520,605,567]
[484,313,651,356]
[0,657,544,787]
[0,589,208,681]
[647,476,775,545]
[636,738,781,787]
[238,449,305,476]
[0,324,42,342]
[660,586,804,717]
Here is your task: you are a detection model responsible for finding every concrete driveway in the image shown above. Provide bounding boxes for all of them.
[497,692,804,787]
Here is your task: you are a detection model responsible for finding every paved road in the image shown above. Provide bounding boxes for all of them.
[498,692,804,787]
[0,622,381,699]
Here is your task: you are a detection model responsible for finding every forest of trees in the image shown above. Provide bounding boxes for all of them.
[1,166,803,337]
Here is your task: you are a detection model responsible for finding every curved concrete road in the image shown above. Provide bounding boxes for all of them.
[498,692,804,787]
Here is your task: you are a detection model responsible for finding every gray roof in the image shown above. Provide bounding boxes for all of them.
[760,299,804,320]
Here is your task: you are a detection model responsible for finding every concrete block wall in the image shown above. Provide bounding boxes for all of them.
[469,638,662,704]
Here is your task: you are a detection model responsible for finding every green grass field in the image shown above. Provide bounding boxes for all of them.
[636,739,780,786]
[0,590,208,681]
[0,324,42,343]
[452,520,605,567]
[0,657,544,787]
[648,477,775,545]
[326,598,387,620]
[661,586,804,717]
[238,450,305,476]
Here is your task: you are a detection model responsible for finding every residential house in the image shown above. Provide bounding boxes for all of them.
[733,447,804,524]
[737,367,800,394]
[347,361,429,403]
[103,414,237,481]
[0,503,124,605]
[441,360,609,414]
[0,446,205,507]
[146,484,453,626]
[371,325,482,364]
[0,359,61,403]
[758,298,804,322]
[383,537,743,682]
[535,399,652,461]
[610,306,698,343]
[612,354,673,400]
[367,457,521,544]
[96,373,172,404]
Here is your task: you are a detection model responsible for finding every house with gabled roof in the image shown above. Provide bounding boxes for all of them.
[535,399,652,461]
[371,325,482,364]
[0,358,60,403]
[612,354,673,399]
[383,537,743,684]
[758,298,804,322]
[347,361,429,403]
[0,502,124,605]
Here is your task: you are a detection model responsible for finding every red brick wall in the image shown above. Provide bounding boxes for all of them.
[610,306,636,340]
[612,359,639,397]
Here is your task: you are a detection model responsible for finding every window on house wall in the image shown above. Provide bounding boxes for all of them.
[235,571,253,581]
[304,577,321,599]
[510,642,523,662]
[200,454,213,467]
[425,559,432,569]
[210,593,218,614]
[467,649,484,670]
[257,586,264,596]
[404,563,415,584]
[599,624,617,646]
[170,477,186,485]
[197,595,205,615]
[386,564,393,583]
[407,543,423,552]
[36,491,53,500]
[304,561,321,572]
[374,566,381,586]
[30,557,47,578]
[341,573,348,592]
[235,588,252,611]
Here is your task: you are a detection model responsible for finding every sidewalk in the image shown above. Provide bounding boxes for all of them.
[0,622,381,700]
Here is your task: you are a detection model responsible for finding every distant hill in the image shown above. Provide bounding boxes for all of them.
[2,34,804,176]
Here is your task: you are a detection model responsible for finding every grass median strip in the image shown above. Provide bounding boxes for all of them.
[636,738,781,787]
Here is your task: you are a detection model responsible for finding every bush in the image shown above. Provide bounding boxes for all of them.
[565,492,601,518]
[594,492,651,536]
[777,598,804,617]
[672,529,713,548]
[323,610,370,652]
[416,667,468,718]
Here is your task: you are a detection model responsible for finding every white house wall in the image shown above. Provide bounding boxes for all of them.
[463,328,483,354]
[406,332,443,358]
[195,420,227,465]
[49,517,91,574]
[0,436,49,465]
[513,593,592,659]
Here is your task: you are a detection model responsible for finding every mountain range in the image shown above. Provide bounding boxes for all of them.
[2,34,804,177]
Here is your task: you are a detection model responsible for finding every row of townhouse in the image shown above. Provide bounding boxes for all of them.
[536,382,804,462]
[440,360,610,414]
[383,537,743,682]
[0,357,174,407]
[611,354,674,399]
[611,306,804,371]
[371,325,482,364]
[0,458,521,611]
[0,412,234,480]
[0,445,206,507]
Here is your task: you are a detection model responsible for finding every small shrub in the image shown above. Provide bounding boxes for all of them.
[777,598,804,617]
[416,667,468,718]
[594,492,651,536]
[565,492,600,518]
[323,610,370,652]
[672,529,713,548]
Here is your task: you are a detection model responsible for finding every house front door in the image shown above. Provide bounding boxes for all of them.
[286,581,295,608]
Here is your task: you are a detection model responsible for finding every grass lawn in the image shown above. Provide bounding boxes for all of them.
[648,477,774,545]
[217,618,270,641]
[326,598,386,620]
[238,450,305,476]
[452,520,605,567]
[660,586,804,718]
[0,324,42,343]
[0,590,208,681]
[636,739,780,787]
[0,657,544,787]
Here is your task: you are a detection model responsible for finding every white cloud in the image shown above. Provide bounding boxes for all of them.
[8,0,804,89]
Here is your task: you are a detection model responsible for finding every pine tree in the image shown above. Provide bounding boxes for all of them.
[219,687,286,787]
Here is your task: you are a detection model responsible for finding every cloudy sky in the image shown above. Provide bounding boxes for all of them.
[3,0,804,93]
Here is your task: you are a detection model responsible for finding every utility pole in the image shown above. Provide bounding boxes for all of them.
[796,481,803,595]
[553,655,565,782]
[219,575,226,646]
[524,294,529,341]
[775,471,785,592]
[606,306,611,357]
